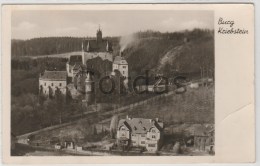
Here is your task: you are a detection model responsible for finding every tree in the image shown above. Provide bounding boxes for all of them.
[93,125,97,135]
[55,87,64,124]
[110,115,119,139]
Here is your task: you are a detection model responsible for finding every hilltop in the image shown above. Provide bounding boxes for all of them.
[12,29,214,79]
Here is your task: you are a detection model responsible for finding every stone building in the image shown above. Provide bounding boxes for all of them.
[66,55,82,80]
[39,71,67,97]
[117,116,164,152]
[112,52,129,84]
[82,27,113,64]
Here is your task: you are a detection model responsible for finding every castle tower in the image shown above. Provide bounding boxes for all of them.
[85,72,94,94]
[112,52,129,85]
[84,72,94,104]
[96,25,102,43]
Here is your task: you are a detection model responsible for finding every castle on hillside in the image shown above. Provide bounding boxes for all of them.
[39,27,129,103]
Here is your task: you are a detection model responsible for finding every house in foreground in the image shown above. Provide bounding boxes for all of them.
[193,128,215,154]
[117,116,164,152]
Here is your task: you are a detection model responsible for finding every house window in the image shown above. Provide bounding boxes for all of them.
[152,135,156,139]
[51,83,54,86]
[141,134,146,137]
[148,144,156,147]
[141,141,145,144]
[44,83,46,86]
[123,66,126,69]
[59,83,62,87]
[123,71,125,74]
[121,127,125,131]
[132,134,135,137]
[152,129,156,133]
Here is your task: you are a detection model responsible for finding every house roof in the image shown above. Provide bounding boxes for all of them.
[113,56,128,65]
[118,118,163,134]
[83,39,112,52]
[40,71,67,81]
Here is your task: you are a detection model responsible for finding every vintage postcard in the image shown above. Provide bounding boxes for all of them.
[1,4,254,164]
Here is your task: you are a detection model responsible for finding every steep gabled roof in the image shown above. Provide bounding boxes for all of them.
[40,71,67,81]
[83,39,112,52]
[118,118,163,134]
[113,56,128,65]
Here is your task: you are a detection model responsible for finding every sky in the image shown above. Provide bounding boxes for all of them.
[12,10,214,40]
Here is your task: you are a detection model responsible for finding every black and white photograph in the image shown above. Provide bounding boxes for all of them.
[10,9,215,156]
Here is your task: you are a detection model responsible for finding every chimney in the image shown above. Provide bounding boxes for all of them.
[126,115,131,120]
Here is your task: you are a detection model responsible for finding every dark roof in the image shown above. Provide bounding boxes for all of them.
[118,118,163,134]
[40,71,67,81]
[83,39,112,52]
[113,56,128,65]
[72,64,89,72]
[68,55,82,65]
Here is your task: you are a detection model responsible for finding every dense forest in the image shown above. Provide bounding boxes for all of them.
[11,37,120,57]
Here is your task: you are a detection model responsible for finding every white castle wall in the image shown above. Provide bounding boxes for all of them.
[39,79,67,96]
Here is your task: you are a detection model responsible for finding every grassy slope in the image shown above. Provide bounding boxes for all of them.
[126,85,214,125]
